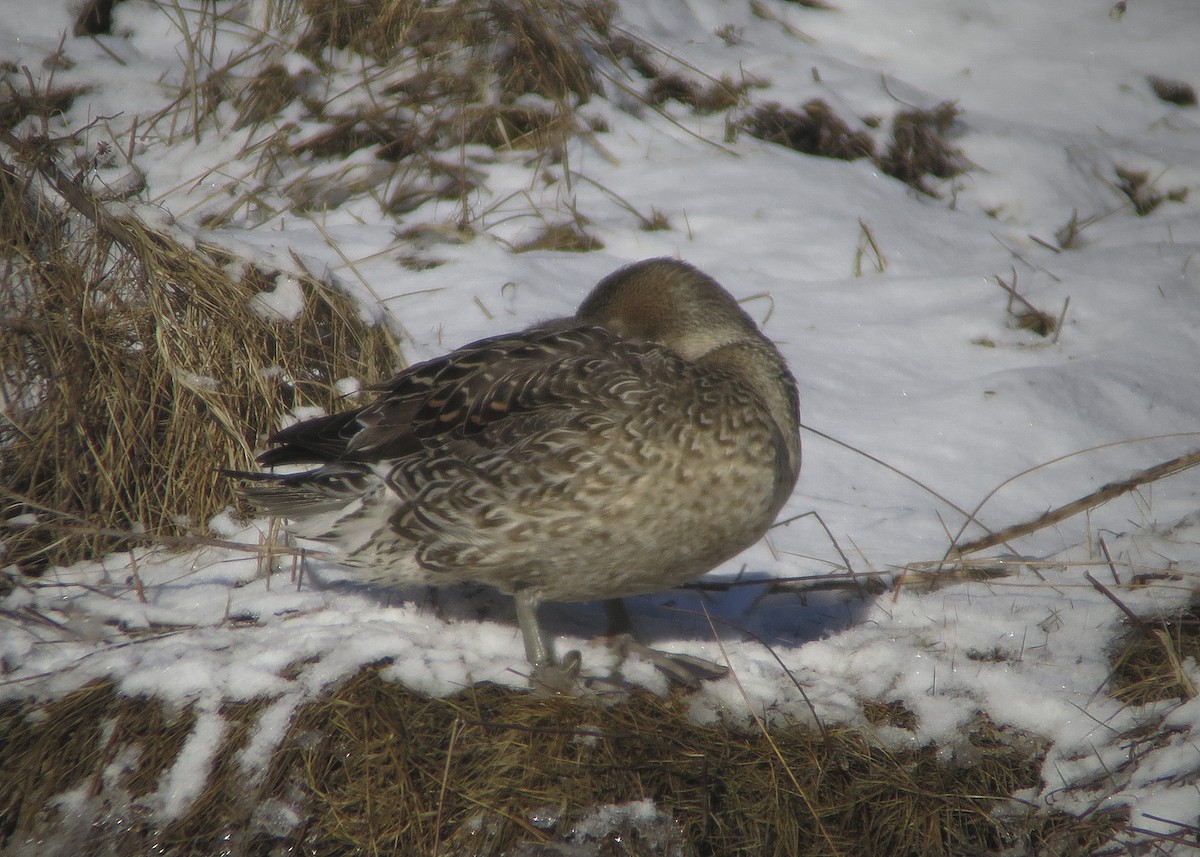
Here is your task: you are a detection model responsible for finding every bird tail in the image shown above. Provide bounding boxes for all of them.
[221,464,377,519]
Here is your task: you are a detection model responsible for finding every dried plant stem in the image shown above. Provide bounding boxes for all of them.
[802,421,996,542]
[1083,571,1144,626]
[0,129,138,248]
[703,613,844,857]
[853,219,886,275]
[1,127,398,571]
[952,447,1200,556]
[1090,569,1198,700]
[432,715,463,855]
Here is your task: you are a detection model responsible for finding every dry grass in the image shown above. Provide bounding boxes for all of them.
[514,220,604,253]
[735,99,967,196]
[878,102,966,196]
[1148,75,1197,107]
[0,130,400,574]
[992,269,1063,339]
[1112,165,1188,217]
[0,681,193,848]
[123,0,780,231]
[646,71,758,114]
[1108,597,1200,706]
[0,682,271,856]
[736,99,876,161]
[151,0,641,228]
[0,78,91,133]
[860,697,919,729]
[0,666,1132,857]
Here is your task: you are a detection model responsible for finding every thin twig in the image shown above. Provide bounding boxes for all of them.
[1083,572,1143,626]
[802,421,996,544]
[128,550,147,604]
[1099,537,1120,586]
[952,446,1200,556]
[692,605,826,738]
[432,716,462,856]
[700,606,843,857]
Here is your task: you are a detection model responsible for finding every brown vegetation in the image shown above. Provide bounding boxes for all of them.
[0,667,1127,857]
[736,99,968,196]
[737,99,876,161]
[0,129,399,574]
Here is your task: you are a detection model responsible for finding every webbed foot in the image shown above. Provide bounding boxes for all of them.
[529,649,582,695]
[612,635,729,689]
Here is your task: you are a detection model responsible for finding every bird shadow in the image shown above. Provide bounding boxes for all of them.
[301,563,875,655]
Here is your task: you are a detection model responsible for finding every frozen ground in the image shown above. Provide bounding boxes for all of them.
[4,0,1200,846]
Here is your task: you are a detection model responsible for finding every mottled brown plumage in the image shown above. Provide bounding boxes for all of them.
[229,258,800,686]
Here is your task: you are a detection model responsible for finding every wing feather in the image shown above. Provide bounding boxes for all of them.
[255,323,623,467]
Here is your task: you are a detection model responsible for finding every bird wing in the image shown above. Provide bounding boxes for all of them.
[256,322,625,467]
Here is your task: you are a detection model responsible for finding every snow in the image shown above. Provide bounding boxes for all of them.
[247,275,306,322]
[155,702,228,821]
[4,0,1200,846]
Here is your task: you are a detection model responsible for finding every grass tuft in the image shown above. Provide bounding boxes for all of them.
[1148,75,1197,107]
[0,80,92,132]
[647,72,756,114]
[0,667,1116,857]
[165,0,627,229]
[0,129,400,573]
[878,101,965,196]
[1113,165,1188,216]
[515,221,604,253]
[737,99,876,161]
[736,99,968,196]
[1108,597,1200,706]
[860,698,919,730]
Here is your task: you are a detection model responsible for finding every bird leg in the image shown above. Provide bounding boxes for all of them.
[513,592,728,693]
[514,586,553,666]
[603,598,730,689]
[515,586,580,693]
[603,597,636,636]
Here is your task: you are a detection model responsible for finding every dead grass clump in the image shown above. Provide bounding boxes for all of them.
[861,697,919,729]
[0,79,92,132]
[1055,208,1086,249]
[185,0,625,228]
[995,806,1129,857]
[252,668,1052,856]
[157,697,278,854]
[294,0,603,102]
[733,99,968,195]
[1148,75,1197,107]
[2,669,1135,855]
[878,101,966,195]
[0,681,274,856]
[0,680,196,848]
[232,63,307,131]
[0,133,400,573]
[737,99,877,161]
[646,72,755,114]
[991,269,1063,340]
[1107,599,1200,706]
[72,0,119,36]
[515,221,604,252]
[1113,165,1188,216]
[464,103,581,152]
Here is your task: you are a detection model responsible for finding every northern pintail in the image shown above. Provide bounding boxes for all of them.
[229,258,801,689]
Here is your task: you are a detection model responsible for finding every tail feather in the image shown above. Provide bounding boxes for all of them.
[256,410,366,467]
[222,464,376,518]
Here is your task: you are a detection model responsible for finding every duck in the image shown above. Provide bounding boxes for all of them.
[227,258,801,690]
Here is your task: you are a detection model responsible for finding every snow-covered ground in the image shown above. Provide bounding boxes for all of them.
[4,0,1200,845]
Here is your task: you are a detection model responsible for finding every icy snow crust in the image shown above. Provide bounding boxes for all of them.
[4,0,1200,843]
